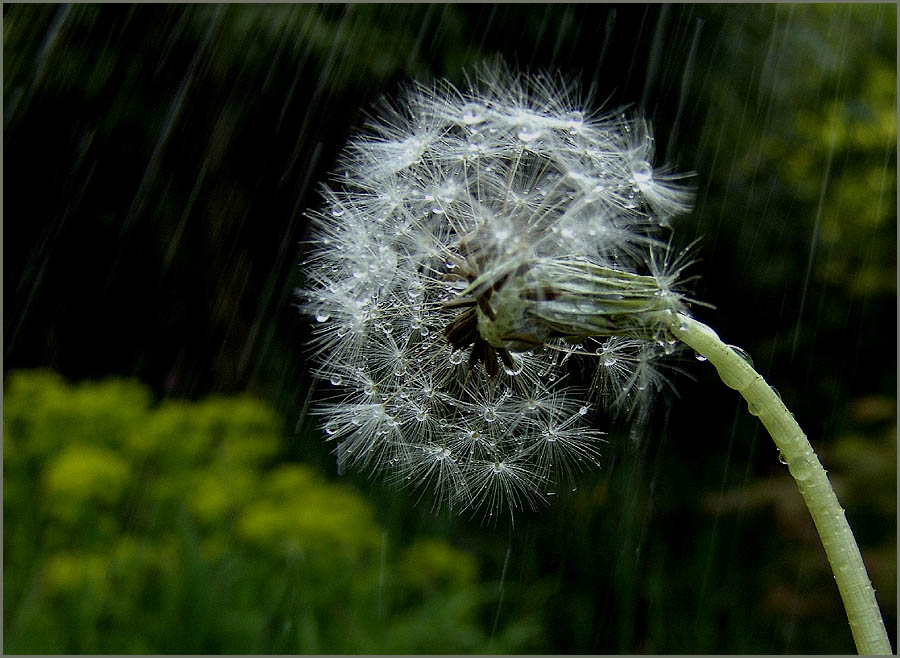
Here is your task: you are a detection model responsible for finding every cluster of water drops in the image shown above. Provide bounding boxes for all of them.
[300,62,693,517]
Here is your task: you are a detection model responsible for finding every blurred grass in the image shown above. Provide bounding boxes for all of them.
[3,369,539,653]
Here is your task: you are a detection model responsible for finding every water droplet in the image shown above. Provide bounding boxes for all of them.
[324,421,339,435]
[694,352,708,362]
[727,344,755,368]
[330,206,345,217]
[466,131,485,152]
[564,110,584,134]
[329,374,343,386]
[483,406,497,422]
[632,161,653,184]
[503,357,524,376]
[778,450,788,465]
[578,405,588,416]
[462,102,485,125]
[517,124,541,142]
[747,401,761,417]
[449,350,465,365]
[315,311,330,323]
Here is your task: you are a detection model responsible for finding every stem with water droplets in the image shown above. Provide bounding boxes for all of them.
[650,310,891,655]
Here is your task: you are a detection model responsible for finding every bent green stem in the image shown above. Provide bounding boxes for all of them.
[651,310,891,655]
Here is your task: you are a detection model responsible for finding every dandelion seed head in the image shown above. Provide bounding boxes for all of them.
[300,61,694,519]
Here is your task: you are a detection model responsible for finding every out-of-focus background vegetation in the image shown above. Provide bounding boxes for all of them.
[4,4,895,653]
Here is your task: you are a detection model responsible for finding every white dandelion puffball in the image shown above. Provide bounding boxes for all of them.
[300,62,694,518]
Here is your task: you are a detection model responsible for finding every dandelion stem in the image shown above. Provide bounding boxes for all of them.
[652,310,891,655]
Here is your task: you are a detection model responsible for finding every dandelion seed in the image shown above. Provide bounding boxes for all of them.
[300,60,694,519]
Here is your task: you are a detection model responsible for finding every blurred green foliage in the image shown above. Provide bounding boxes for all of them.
[694,4,896,302]
[3,370,537,653]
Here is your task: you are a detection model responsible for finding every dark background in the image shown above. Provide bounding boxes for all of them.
[5,4,896,653]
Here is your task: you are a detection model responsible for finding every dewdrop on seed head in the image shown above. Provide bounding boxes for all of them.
[300,61,695,519]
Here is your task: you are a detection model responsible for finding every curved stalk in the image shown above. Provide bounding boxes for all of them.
[651,310,892,655]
